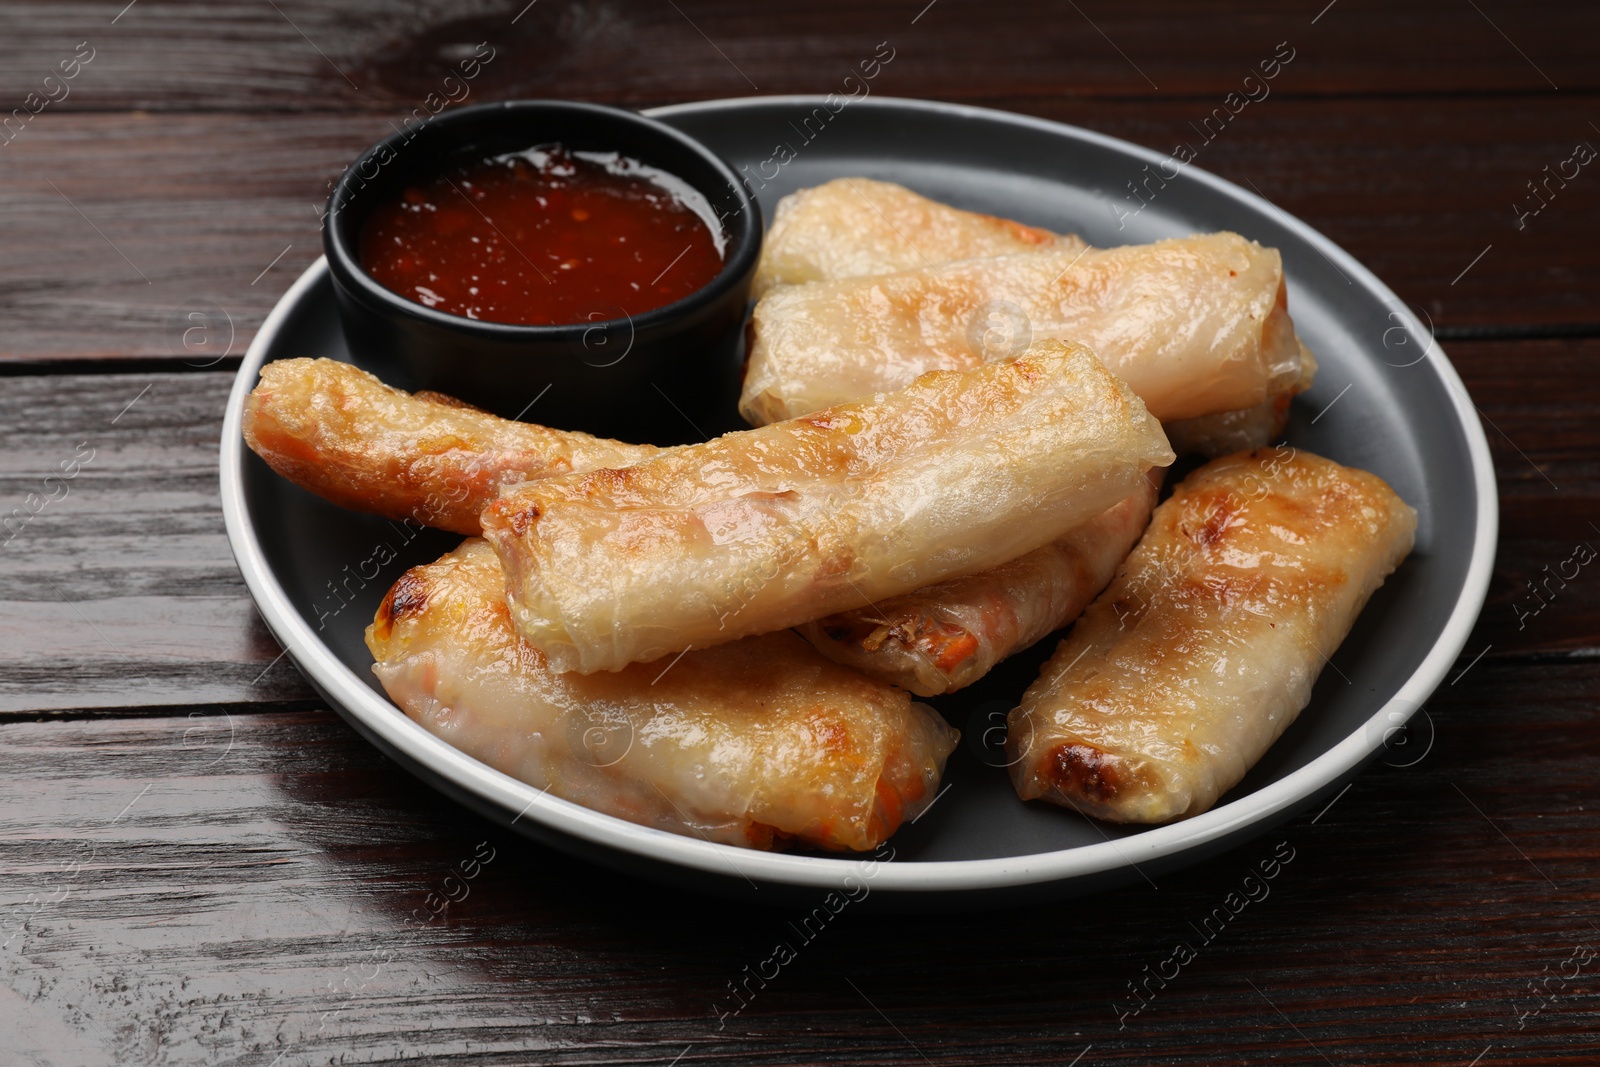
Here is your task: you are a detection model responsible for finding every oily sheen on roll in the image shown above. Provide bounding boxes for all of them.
[367,539,959,852]
[481,340,1174,674]
[1007,448,1416,824]
[741,232,1308,426]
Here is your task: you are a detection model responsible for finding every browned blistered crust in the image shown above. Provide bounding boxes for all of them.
[479,340,1173,674]
[797,474,1161,696]
[364,540,960,852]
[1050,743,1125,804]
[242,357,657,534]
[1008,448,1416,824]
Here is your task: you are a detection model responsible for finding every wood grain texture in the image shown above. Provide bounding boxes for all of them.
[0,370,314,712]
[0,94,1597,364]
[0,0,1594,113]
[2,658,1597,1065]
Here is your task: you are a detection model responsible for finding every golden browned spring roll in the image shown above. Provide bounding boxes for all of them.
[752,177,1083,297]
[1007,448,1416,823]
[798,473,1160,697]
[755,185,1313,454]
[368,540,958,852]
[480,340,1173,674]
[757,183,1314,454]
[242,356,1149,694]
[741,232,1308,426]
[243,357,659,534]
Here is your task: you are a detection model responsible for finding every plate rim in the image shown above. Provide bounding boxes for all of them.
[219,94,1498,894]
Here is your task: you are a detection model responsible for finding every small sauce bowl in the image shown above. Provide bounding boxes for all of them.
[323,100,761,444]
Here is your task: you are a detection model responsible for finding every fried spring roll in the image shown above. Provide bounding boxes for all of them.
[367,540,958,851]
[1163,392,1291,459]
[1007,448,1416,823]
[1163,345,1318,457]
[242,355,1155,692]
[798,474,1159,696]
[752,177,1083,297]
[754,186,1314,451]
[243,357,659,534]
[741,232,1308,425]
[480,340,1174,674]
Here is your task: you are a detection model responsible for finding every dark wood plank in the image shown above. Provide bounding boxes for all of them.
[0,370,314,712]
[1019,93,1600,339]
[1,0,1594,114]
[2,656,1597,1064]
[1463,338,1600,661]
[0,112,356,364]
[2,93,1597,367]
[1,338,1594,715]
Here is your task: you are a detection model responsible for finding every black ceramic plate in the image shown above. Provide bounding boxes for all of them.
[221,97,1496,908]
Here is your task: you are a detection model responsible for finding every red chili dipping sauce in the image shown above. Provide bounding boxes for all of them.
[359,144,727,326]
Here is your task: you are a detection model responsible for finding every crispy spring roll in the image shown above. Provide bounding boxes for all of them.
[243,357,659,534]
[798,473,1160,696]
[741,232,1308,425]
[1007,448,1416,824]
[754,186,1314,452]
[367,539,958,851]
[752,177,1083,297]
[243,355,1154,693]
[480,340,1174,674]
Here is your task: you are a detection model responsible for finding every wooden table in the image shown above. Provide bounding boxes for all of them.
[2,2,1596,1063]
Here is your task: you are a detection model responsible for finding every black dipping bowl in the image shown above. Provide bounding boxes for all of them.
[323,100,762,445]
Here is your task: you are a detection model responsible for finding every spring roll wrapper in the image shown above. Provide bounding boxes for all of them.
[742,232,1307,426]
[366,540,959,852]
[1163,344,1318,458]
[1007,448,1416,824]
[755,182,1316,451]
[481,340,1173,674]
[752,176,1082,297]
[799,473,1160,696]
[243,357,659,534]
